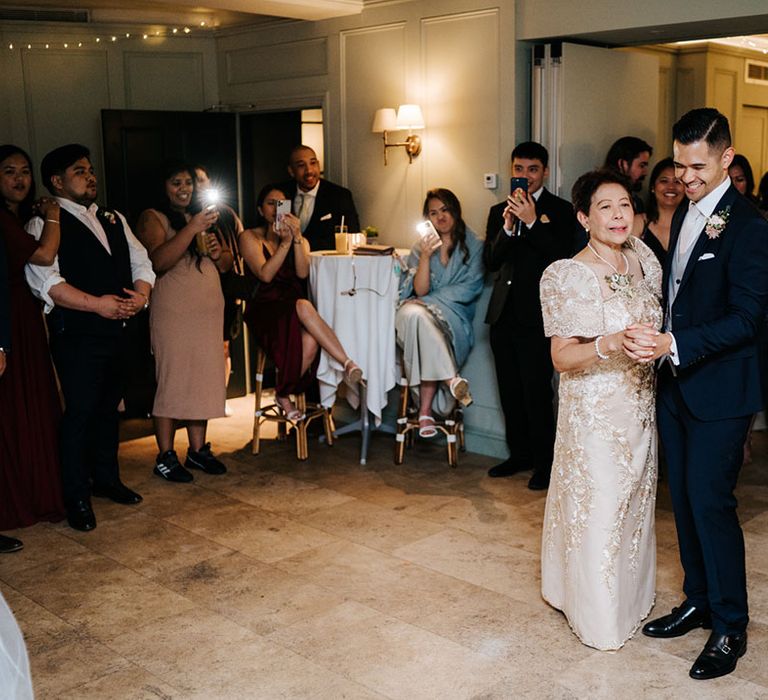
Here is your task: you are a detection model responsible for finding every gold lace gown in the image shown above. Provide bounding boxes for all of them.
[539,238,662,651]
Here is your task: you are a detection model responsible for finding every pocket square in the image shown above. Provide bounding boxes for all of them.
[320,213,332,221]
[539,214,550,224]
[698,253,715,261]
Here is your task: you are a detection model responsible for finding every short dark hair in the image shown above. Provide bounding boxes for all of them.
[288,144,317,165]
[672,108,731,151]
[0,144,36,222]
[604,136,652,171]
[40,143,90,194]
[571,169,633,216]
[511,141,548,168]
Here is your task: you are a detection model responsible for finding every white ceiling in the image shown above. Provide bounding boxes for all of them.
[0,0,365,27]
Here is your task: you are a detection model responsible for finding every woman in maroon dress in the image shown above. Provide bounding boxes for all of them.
[240,184,362,420]
[0,144,65,549]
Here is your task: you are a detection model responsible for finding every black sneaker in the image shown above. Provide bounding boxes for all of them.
[153,450,194,482]
[185,443,227,475]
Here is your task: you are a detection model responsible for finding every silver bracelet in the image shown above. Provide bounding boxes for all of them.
[594,335,609,360]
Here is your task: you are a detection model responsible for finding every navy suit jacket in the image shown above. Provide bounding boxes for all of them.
[281,178,360,251]
[664,184,768,421]
[483,188,576,329]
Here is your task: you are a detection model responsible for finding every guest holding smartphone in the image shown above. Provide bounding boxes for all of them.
[240,184,362,421]
[136,162,233,483]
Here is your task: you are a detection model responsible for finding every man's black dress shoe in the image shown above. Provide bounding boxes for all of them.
[0,534,24,553]
[690,631,747,680]
[527,470,550,491]
[487,459,528,478]
[92,482,143,505]
[66,500,96,531]
[642,603,711,638]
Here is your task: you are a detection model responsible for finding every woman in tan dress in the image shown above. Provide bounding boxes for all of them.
[137,162,234,483]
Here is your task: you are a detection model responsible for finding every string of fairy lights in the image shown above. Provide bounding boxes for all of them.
[6,22,212,51]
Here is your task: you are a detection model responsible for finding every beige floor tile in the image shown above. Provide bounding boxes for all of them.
[554,642,766,698]
[108,607,382,698]
[165,551,347,635]
[393,528,541,601]
[164,500,340,563]
[267,600,513,699]
[0,523,91,579]
[213,469,357,516]
[57,510,234,579]
[298,497,448,553]
[123,475,238,519]
[8,551,197,642]
[56,667,183,700]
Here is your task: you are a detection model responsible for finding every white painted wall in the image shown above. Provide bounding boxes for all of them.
[0,22,219,186]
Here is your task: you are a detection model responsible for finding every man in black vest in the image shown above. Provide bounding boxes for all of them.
[281,145,360,251]
[484,142,576,489]
[26,144,155,531]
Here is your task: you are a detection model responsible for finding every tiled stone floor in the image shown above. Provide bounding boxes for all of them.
[3,395,768,698]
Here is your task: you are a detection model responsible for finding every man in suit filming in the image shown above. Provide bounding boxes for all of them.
[484,141,576,490]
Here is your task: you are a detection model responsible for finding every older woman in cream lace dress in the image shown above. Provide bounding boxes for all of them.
[539,170,662,650]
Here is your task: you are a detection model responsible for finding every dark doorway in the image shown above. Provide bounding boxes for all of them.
[239,110,303,225]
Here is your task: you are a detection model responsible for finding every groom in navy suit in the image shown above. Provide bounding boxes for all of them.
[625,108,768,680]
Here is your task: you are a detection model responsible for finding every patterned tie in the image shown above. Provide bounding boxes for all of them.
[297,193,312,233]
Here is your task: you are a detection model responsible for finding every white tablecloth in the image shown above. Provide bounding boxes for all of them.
[309,252,399,422]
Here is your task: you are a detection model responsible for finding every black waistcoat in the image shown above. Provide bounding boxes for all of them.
[48,207,133,336]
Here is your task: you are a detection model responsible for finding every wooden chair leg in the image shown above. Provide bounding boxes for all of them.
[323,408,335,446]
[252,348,267,455]
[295,393,308,460]
[395,378,409,464]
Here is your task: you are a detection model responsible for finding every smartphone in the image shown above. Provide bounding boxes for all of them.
[275,199,292,230]
[510,177,529,197]
[416,220,443,247]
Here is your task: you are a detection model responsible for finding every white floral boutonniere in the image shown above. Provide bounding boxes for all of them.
[705,206,730,240]
[102,210,116,225]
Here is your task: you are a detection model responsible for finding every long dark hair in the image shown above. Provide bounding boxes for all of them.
[422,188,469,264]
[254,183,287,229]
[645,157,675,224]
[729,153,757,202]
[155,160,204,268]
[0,144,36,223]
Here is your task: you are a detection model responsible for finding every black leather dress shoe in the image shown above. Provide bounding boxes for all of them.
[690,631,747,680]
[0,534,24,553]
[642,603,712,638]
[487,459,529,478]
[66,500,96,531]
[92,482,143,505]
[527,470,550,490]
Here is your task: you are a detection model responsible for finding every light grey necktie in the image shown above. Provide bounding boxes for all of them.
[297,193,312,232]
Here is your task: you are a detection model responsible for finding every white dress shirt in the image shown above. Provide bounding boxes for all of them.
[25,197,155,313]
[667,175,731,364]
[293,181,320,229]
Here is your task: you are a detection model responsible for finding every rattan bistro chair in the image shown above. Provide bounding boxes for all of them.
[251,346,334,460]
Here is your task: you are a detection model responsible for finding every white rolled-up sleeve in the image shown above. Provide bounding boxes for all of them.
[24,216,65,314]
[118,211,155,287]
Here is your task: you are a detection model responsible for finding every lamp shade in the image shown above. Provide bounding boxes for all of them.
[371,108,397,133]
[396,104,425,130]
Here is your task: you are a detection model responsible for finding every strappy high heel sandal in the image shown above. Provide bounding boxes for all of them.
[343,358,363,384]
[276,395,304,422]
[418,415,438,438]
[448,376,473,407]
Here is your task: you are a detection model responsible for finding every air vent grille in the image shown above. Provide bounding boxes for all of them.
[746,59,768,85]
[0,7,90,23]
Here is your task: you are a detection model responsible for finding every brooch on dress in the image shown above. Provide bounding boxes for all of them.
[606,271,635,298]
[705,206,730,240]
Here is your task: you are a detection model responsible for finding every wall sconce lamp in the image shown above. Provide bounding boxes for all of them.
[371,104,425,165]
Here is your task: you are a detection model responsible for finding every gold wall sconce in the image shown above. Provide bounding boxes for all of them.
[371,104,425,165]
